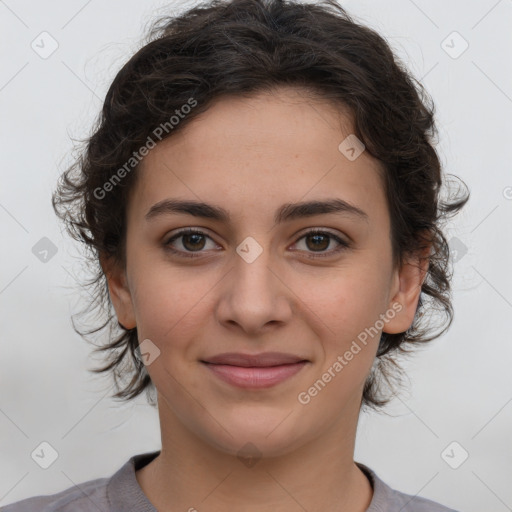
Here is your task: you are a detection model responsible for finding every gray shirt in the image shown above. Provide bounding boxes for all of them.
[2,451,459,511]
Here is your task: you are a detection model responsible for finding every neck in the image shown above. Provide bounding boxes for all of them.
[136,394,373,512]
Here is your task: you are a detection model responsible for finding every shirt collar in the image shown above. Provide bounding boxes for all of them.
[107,451,393,511]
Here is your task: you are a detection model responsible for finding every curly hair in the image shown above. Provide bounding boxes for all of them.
[52,0,470,412]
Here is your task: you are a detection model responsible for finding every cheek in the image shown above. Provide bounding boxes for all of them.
[129,260,215,347]
[302,283,382,404]
[302,267,389,337]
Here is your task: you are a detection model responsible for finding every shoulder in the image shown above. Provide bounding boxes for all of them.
[387,487,459,512]
[356,462,460,512]
[1,451,159,512]
[1,475,110,512]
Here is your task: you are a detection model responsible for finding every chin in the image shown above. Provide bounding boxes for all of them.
[209,432,305,461]
[197,409,310,460]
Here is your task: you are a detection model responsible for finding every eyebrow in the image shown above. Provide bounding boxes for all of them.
[145,198,369,225]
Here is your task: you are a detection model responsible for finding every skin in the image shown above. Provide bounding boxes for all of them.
[102,85,429,512]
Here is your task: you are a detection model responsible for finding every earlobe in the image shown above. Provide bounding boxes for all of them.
[383,247,430,335]
[100,254,137,330]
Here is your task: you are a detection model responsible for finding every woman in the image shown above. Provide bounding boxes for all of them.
[3,0,468,510]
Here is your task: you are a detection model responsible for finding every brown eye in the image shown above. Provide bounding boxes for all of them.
[292,229,350,258]
[163,228,350,260]
[305,232,330,251]
[181,232,206,251]
[164,228,216,257]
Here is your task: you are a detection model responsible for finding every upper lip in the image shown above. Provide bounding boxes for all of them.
[201,352,308,367]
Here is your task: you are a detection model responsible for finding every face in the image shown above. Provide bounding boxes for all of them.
[104,86,425,458]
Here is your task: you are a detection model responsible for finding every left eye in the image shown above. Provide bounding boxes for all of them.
[163,228,349,258]
[292,229,349,257]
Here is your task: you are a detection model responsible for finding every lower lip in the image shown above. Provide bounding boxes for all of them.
[202,361,308,389]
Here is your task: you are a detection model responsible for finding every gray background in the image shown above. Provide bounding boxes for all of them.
[1,0,511,510]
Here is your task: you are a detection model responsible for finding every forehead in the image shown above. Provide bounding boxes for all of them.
[128,87,387,228]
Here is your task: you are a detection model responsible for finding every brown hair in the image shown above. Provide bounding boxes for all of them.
[52,0,470,412]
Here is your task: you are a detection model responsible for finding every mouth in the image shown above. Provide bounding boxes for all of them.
[200,352,309,389]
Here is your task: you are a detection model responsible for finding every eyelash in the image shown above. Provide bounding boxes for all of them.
[163,228,350,259]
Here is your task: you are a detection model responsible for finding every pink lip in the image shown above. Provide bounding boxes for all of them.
[202,351,307,367]
[202,361,308,388]
[201,352,309,389]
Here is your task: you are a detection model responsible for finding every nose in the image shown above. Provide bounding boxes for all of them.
[215,241,293,335]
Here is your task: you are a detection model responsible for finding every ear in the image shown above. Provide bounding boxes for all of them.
[383,244,430,335]
[100,253,137,330]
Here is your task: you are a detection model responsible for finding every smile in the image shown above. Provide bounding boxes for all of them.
[201,361,308,389]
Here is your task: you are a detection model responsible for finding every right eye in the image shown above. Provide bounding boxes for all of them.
[163,228,219,258]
